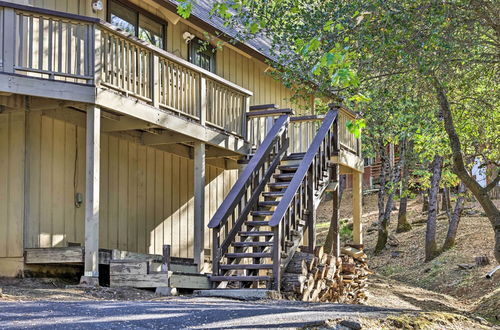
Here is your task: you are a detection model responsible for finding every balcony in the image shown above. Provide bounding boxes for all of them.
[0,1,251,152]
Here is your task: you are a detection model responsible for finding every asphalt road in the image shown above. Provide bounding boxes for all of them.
[0,297,412,329]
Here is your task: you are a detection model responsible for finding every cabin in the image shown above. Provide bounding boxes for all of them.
[0,0,364,291]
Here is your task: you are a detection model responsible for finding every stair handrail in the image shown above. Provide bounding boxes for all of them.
[209,115,290,276]
[268,109,338,290]
[269,109,338,227]
[208,114,289,229]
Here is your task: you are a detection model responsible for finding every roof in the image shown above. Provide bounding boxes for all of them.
[163,0,276,62]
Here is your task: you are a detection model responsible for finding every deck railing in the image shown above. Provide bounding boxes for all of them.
[0,1,252,137]
[338,108,361,156]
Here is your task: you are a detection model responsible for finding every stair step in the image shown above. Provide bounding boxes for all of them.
[258,201,280,208]
[268,182,289,189]
[238,231,274,237]
[284,153,305,160]
[232,241,273,247]
[279,164,299,172]
[220,264,273,270]
[273,173,295,181]
[225,252,272,259]
[210,275,271,282]
[262,191,284,198]
[245,221,270,226]
[251,210,273,217]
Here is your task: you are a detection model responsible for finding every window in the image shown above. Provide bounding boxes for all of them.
[108,0,165,49]
[189,38,216,73]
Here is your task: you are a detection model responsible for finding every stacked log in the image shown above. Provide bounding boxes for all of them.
[281,246,370,303]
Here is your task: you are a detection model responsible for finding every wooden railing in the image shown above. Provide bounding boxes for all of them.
[246,108,294,148]
[208,115,289,276]
[338,108,361,156]
[289,115,324,153]
[1,2,96,84]
[268,109,339,289]
[0,1,252,137]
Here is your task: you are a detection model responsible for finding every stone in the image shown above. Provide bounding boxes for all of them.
[155,287,178,296]
[79,276,99,287]
[339,319,362,330]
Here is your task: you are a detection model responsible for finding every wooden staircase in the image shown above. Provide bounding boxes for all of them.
[209,108,340,290]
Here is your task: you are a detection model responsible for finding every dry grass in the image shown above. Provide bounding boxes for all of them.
[317,191,500,323]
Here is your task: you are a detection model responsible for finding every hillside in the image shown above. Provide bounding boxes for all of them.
[317,191,500,323]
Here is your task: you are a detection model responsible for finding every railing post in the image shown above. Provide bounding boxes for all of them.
[151,54,160,107]
[242,95,250,139]
[212,229,220,277]
[92,24,101,86]
[272,224,281,291]
[2,7,16,73]
[199,76,207,125]
[306,173,316,253]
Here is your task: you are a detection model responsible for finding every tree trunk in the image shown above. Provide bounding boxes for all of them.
[435,80,500,263]
[397,138,412,232]
[442,187,451,212]
[375,144,389,254]
[442,182,466,251]
[425,155,443,261]
[422,192,429,213]
[375,142,399,254]
[338,175,346,204]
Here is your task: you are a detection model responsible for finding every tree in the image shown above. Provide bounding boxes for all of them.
[178,0,500,262]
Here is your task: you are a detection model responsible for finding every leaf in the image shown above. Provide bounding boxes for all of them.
[176,0,192,19]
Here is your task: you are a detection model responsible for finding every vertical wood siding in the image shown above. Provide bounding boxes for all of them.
[25,112,237,257]
[0,112,25,258]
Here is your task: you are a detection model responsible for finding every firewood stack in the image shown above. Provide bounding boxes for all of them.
[281,246,370,303]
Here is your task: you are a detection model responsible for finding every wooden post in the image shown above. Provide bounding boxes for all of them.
[352,170,363,245]
[306,174,316,253]
[82,105,100,285]
[330,164,340,257]
[199,76,207,125]
[193,141,205,270]
[2,8,16,73]
[161,244,171,272]
[151,54,160,108]
[242,95,250,140]
[92,25,101,86]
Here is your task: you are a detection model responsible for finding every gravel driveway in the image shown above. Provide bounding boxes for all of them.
[0,297,411,329]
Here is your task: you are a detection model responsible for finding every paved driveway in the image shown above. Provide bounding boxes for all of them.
[0,297,412,329]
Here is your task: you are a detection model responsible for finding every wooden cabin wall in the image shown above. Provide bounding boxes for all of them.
[0,111,25,259]
[25,112,237,258]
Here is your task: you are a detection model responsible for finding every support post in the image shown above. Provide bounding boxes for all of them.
[328,164,340,257]
[81,105,100,286]
[193,142,205,270]
[352,170,363,245]
[306,173,316,253]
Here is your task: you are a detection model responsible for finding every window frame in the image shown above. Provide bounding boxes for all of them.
[189,37,217,73]
[107,0,167,50]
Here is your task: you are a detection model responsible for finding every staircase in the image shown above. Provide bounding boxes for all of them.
[209,108,340,291]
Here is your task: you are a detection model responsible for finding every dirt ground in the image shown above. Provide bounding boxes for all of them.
[317,191,500,323]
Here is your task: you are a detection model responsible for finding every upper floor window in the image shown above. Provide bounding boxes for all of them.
[108,0,165,49]
[189,38,216,73]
